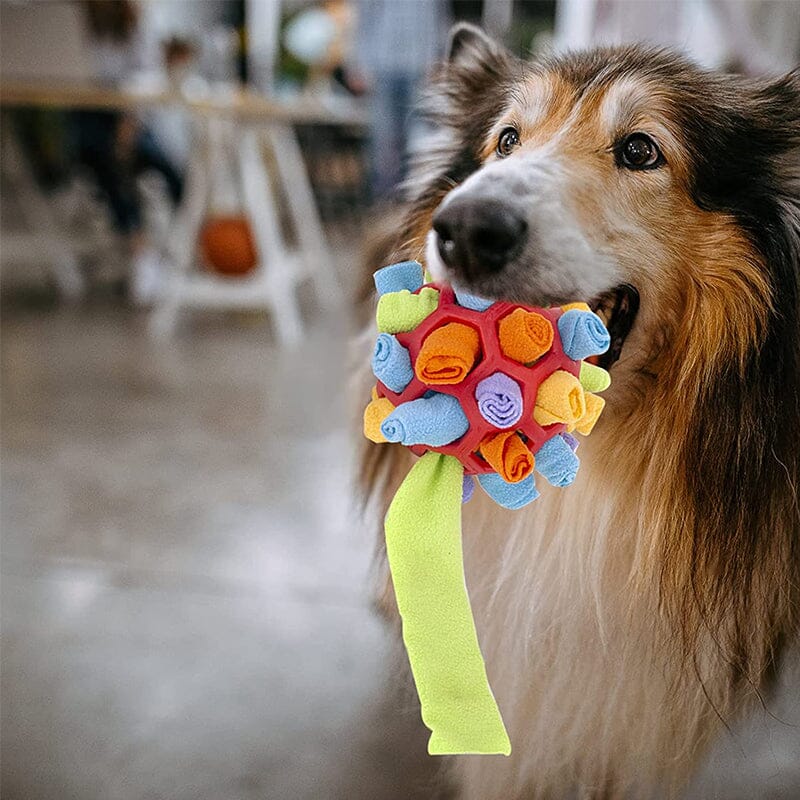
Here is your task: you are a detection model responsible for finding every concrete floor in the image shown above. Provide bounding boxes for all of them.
[2,298,798,800]
[0,299,441,800]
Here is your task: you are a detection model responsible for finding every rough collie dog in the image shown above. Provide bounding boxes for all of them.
[359,24,800,800]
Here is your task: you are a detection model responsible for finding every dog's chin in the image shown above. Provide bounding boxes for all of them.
[425,232,640,371]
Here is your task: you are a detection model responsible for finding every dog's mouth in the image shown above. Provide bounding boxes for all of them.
[587,284,640,370]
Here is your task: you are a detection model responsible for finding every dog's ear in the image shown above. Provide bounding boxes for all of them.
[689,69,800,224]
[746,69,800,172]
[444,23,513,89]
[446,22,489,62]
[752,69,800,134]
[446,23,507,70]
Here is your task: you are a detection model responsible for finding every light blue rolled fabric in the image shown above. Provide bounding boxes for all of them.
[373,261,424,296]
[371,333,413,393]
[557,309,610,360]
[454,289,494,311]
[535,435,580,487]
[380,392,469,446]
[478,472,540,509]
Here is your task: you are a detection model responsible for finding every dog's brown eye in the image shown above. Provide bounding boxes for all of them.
[619,133,663,170]
[496,127,520,157]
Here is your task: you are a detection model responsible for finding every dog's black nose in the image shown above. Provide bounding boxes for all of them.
[433,197,527,279]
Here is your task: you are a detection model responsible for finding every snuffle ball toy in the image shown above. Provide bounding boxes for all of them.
[363,260,611,756]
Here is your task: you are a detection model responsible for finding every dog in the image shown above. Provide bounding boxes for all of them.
[360,23,800,800]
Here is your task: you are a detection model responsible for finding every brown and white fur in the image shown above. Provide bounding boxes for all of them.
[359,24,800,800]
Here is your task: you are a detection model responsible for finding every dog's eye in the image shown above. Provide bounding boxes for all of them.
[496,127,520,158]
[619,133,663,170]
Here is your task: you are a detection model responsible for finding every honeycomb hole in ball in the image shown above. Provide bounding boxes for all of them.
[375,284,581,474]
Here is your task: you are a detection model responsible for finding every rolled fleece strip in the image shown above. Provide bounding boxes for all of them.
[575,392,606,435]
[381,392,469,447]
[376,287,440,334]
[533,370,586,427]
[363,396,395,443]
[535,435,580,487]
[498,308,554,364]
[474,372,523,429]
[454,289,495,311]
[560,432,580,452]
[560,301,591,312]
[462,474,475,504]
[372,333,414,393]
[480,431,534,484]
[373,260,424,296]
[385,452,511,755]
[478,471,539,510]
[415,322,480,385]
[579,361,611,393]
[557,309,610,361]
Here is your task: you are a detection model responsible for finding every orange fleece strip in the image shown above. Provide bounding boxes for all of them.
[415,322,481,385]
[498,309,554,364]
[363,396,395,442]
[533,370,586,427]
[480,431,534,483]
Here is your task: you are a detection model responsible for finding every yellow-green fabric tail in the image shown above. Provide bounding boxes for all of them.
[384,451,511,756]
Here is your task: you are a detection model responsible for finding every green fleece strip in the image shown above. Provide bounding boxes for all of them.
[579,360,611,393]
[376,287,440,333]
[385,451,511,755]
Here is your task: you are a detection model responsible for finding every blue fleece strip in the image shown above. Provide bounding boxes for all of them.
[477,472,540,510]
[557,309,610,360]
[535,435,580,487]
[381,392,469,447]
[454,289,495,311]
[373,261,424,296]
[372,333,414,393]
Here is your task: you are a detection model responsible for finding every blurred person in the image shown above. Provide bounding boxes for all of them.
[134,37,207,173]
[351,0,451,201]
[73,0,184,304]
[555,0,800,74]
[283,0,358,95]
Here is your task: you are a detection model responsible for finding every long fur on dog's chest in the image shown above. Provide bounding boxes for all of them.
[452,434,729,800]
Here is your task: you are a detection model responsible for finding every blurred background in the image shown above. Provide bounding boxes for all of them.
[1,2,798,799]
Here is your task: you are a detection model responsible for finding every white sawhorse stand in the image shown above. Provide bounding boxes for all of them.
[150,114,341,346]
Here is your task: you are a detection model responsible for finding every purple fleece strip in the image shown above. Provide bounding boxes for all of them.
[475,372,523,429]
[462,474,475,504]
[560,432,580,451]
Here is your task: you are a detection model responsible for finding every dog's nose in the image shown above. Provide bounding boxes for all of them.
[433,197,527,279]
